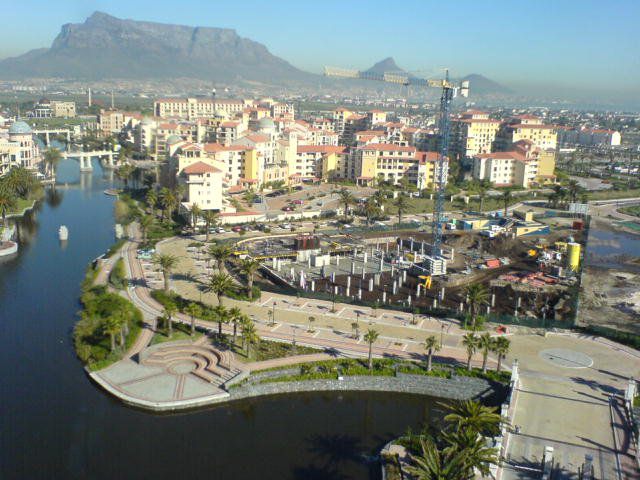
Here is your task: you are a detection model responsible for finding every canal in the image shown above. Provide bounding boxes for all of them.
[0,159,443,479]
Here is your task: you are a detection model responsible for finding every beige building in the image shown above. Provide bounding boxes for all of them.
[495,115,558,151]
[451,110,501,158]
[51,101,76,118]
[98,110,125,136]
[178,161,224,211]
[153,98,247,119]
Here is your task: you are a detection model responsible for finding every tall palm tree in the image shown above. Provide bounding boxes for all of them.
[159,187,178,221]
[104,315,122,352]
[444,400,502,436]
[567,179,581,204]
[212,304,229,337]
[239,258,260,299]
[145,189,157,215]
[207,272,234,306]
[228,306,243,344]
[363,197,381,225]
[184,302,202,336]
[209,244,233,274]
[441,428,498,478]
[364,328,379,371]
[491,336,510,372]
[241,319,259,355]
[462,333,479,371]
[0,188,17,227]
[478,332,493,373]
[139,214,153,243]
[465,283,488,329]
[43,147,62,183]
[189,203,201,229]
[394,194,410,224]
[501,188,512,217]
[371,189,386,207]
[424,335,441,372]
[337,187,355,219]
[152,253,178,293]
[164,301,177,337]
[201,210,219,242]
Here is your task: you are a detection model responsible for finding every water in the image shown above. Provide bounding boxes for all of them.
[585,222,640,270]
[0,158,440,479]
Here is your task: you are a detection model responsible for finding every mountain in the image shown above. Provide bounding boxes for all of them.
[0,12,313,84]
[461,74,512,95]
[365,57,406,75]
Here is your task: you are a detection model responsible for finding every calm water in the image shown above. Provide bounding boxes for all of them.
[0,158,440,480]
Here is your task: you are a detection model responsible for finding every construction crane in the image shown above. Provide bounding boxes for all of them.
[324,66,469,271]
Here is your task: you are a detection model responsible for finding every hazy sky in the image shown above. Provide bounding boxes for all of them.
[1,0,639,95]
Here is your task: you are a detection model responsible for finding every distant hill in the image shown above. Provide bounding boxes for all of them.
[461,74,513,95]
[0,12,313,84]
[365,57,406,75]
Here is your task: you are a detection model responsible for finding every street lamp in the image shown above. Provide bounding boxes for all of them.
[440,323,445,349]
[272,301,277,325]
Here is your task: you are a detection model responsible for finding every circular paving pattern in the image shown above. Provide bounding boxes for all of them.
[539,348,594,369]
[168,360,198,375]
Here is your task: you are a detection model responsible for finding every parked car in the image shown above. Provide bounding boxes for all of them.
[281,206,294,211]
[217,227,226,233]
[231,226,244,233]
[281,223,292,229]
[292,199,304,205]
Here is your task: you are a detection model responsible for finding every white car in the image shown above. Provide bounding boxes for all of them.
[281,223,292,229]
[217,227,226,233]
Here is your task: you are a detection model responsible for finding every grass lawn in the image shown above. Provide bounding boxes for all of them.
[151,321,203,345]
[589,188,640,201]
[620,205,640,217]
[228,338,324,363]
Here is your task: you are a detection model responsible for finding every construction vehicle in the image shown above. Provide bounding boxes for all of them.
[418,275,433,289]
[324,66,469,274]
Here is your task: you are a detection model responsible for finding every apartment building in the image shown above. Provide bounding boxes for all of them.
[153,98,247,119]
[51,101,76,118]
[295,145,348,180]
[495,115,558,151]
[558,127,621,147]
[98,110,125,136]
[451,110,501,158]
[177,161,224,211]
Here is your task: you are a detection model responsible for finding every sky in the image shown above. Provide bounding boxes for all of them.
[1,0,639,97]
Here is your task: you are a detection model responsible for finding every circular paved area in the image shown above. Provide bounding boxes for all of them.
[539,348,594,368]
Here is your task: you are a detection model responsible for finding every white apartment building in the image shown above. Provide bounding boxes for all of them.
[178,161,223,211]
[472,151,538,188]
[153,98,247,119]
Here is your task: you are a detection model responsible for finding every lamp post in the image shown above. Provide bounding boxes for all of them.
[440,323,445,349]
[272,301,276,325]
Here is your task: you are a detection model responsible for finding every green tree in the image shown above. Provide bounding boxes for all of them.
[103,315,122,352]
[209,244,233,274]
[239,258,260,299]
[145,189,157,215]
[117,163,136,190]
[424,335,441,372]
[189,203,201,229]
[501,188,512,217]
[478,332,493,373]
[364,328,379,371]
[0,187,17,226]
[201,210,219,242]
[406,437,468,480]
[462,333,479,371]
[337,187,355,219]
[241,318,259,356]
[207,272,234,306]
[444,400,502,437]
[212,304,229,337]
[139,214,153,243]
[159,187,178,221]
[228,306,244,345]
[465,283,488,329]
[394,193,410,224]
[152,253,178,293]
[43,147,62,182]
[363,197,381,225]
[184,302,202,337]
[491,336,510,372]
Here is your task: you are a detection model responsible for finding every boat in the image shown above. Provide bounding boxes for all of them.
[59,225,69,241]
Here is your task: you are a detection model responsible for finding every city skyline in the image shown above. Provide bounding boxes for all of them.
[1,0,639,97]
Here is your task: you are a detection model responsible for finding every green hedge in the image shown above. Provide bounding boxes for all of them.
[108,257,127,290]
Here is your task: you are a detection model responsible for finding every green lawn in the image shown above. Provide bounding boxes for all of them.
[229,338,323,363]
[151,322,203,345]
[620,205,640,217]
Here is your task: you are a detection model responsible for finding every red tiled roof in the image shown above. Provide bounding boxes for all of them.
[474,151,527,161]
[415,151,441,163]
[242,133,270,143]
[297,145,346,154]
[508,124,556,130]
[203,143,252,153]
[358,143,416,152]
[183,161,220,174]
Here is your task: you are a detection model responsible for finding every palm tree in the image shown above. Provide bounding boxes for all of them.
[145,189,157,215]
[394,194,410,224]
[228,306,243,345]
[371,189,386,207]
[307,315,316,332]
[406,437,468,480]
[189,203,201,229]
[465,283,488,329]
[207,272,234,306]
[152,253,178,292]
[239,258,260,299]
[478,332,493,373]
[184,302,202,336]
[117,164,136,190]
[43,147,62,182]
[492,336,510,372]
[209,244,233,274]
[567,179,581,204]
[201,210,219,242]
[364,328,379,371]
[104,315,122,352]
[462,333,479,371]
[441,428,498,478]
[0,188,17,227]
[444,400,502,436]
[477,181,491,213]
[164,301,177,337]
[4,167,36,198]
[139,215,153,243]
[241,319,259,356]
[424,335,441,372]
[159,187,178,221]
[337,187,355,219]
[212,304,229,337]
[363,197,381,225]
[501,188,512,217]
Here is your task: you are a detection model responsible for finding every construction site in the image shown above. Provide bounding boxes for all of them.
[237,209,586,325]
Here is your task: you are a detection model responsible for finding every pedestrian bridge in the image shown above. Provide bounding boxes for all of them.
[33,128,72,145]
[62,150,118,171]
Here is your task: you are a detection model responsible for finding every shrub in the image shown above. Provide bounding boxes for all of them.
[108,258,127,290]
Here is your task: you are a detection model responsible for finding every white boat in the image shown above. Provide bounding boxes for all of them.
[59,225,69,241]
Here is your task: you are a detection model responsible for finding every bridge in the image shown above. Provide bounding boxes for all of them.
[62,150,118,171]
[33,128,72,145]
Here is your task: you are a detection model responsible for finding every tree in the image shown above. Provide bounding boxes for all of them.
[567,179,581,204]
[43,147,62,182]
[465,283,488,329]
[444,400,502,437]
[462,333,479,371]
[394,194,410,224]
[152,253,178,293]
[363,197,381,225]
[424,335,441,372]
[184,302,202,336]
[478,332,493,373]
[491,336,510,372]
[207,272,234,306]
[145,189,157,215]
[0,187,17,227]
[159,187,178,221]
[364,329,379,371]
[212,304,229,337]
[164,301,177,337]
[441,428,498,478]
[337,187,355,219]
[406,437,468,480]
[201,210,219,242]
[104,315,122,352]
[307,315,316,332]
[477,181,491,213]
[228,306,243,345]
[117,164,136,190]
[501,188,512,217]
[139,215,153,243]
[371,189,387,207]
[239,258,260,300]
[241,318,259,356]
[189,203,201,229]
[209,244,233,274]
